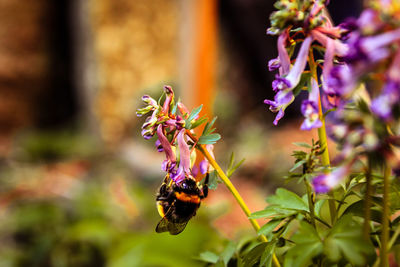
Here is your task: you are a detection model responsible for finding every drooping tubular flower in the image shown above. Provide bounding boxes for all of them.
[370,49,400,121]
[300,78,323,130]
[312,165,350,194]
[137,85,220,185]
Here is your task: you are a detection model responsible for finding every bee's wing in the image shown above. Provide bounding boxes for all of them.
[155,216,188,235]
[155,204,189,235]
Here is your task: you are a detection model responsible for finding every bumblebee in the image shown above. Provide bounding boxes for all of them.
[155,174,209,235]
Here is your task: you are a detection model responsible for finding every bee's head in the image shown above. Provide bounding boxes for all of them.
[179,178,198,193]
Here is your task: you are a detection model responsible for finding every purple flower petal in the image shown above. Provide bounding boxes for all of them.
[311,30,349,57]
[141,129,153,140]
[199,160,209,175]
[155,139,163,152]
[284,36,313,89]
[312,166,349,194]
[162,85,174,114]
[277,31,290,75]
[177,129,191,174]
[272,76,291,91]
[170,165,185,184]
[157,125,176,162]
[301,79,323,130]
[268,58,281,72]
[142,95,158,108]
[371,81,400,120]
[264,89,295,125]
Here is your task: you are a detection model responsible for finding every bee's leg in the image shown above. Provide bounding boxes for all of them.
[201,173,209,199]
[204,172,209,185]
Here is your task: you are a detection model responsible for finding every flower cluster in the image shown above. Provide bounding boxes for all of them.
[265,0,348,127]
[266,0,400,193]
[137,86,219,184]
[309,1,400,193]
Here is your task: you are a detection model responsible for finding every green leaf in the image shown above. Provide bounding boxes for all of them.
[267,188,308,211]
[251,206,296,220]
[258,220,282,236]
[324,215,376,266]
[198,133,221,145]
[198,251,219,264]
[187,105,203,122]
[289,160,306,172]
[202,117,217,136]
[260,241,277,267]
[157,91,166,105]
[207,170,220,190]
[227,158,245,178]
[285,221,323,267]
[314,199,326,218]
[220,241,236,266]
[249,209,277,219]
[242,242,268,267]
[292,142,312,148]
[171,101,178,115]
[227,152,235,172]
[189,116,208,129]
[342,200,382,223]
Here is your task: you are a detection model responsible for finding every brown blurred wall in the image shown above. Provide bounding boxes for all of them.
[90,0,179,145]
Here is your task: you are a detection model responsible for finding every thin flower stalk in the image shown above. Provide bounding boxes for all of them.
[363,162,372,240]
[381,165,391,267]
[309,51,337,223]
[185,130,282,267]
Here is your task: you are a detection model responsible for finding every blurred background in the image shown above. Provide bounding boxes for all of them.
[0,0,361,266]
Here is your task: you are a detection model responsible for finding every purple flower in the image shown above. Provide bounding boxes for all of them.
[268,58,281,72]
[272,76,291,92]
[344,28,400,66]
[264,89,295,125]
[177,129,191,175]
[312,166,349,193]
[162,85,174,114]
[357,9,382,34]
[371,81,400,120]
[266,36,313,125]
[198,145,215,174]
[371,50,400,120]
[155,139,163,152]
[141,95,158,108]
[301,79,323,130]
[157,125,176,165]
[311,30,349,57]
[170,129,193,184]
[276,31,291,75]
[326,64,356,98]
[272,36,313,91]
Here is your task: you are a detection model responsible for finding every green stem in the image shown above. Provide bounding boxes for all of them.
[381,165,391,267]
[363,161,372,240]
[309,50,336,224]
[305,180,316,227]
[186,131,281,267]
[318,116,336,224]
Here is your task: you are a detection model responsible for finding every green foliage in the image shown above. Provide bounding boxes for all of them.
[207,170,221,190]
[185,105,203,129]
[284,221,323,267]
[323,215,375,266]
[198,117,221,145]
[226,152,245,178]
[0,169,222,267]
[206,152,245,191]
